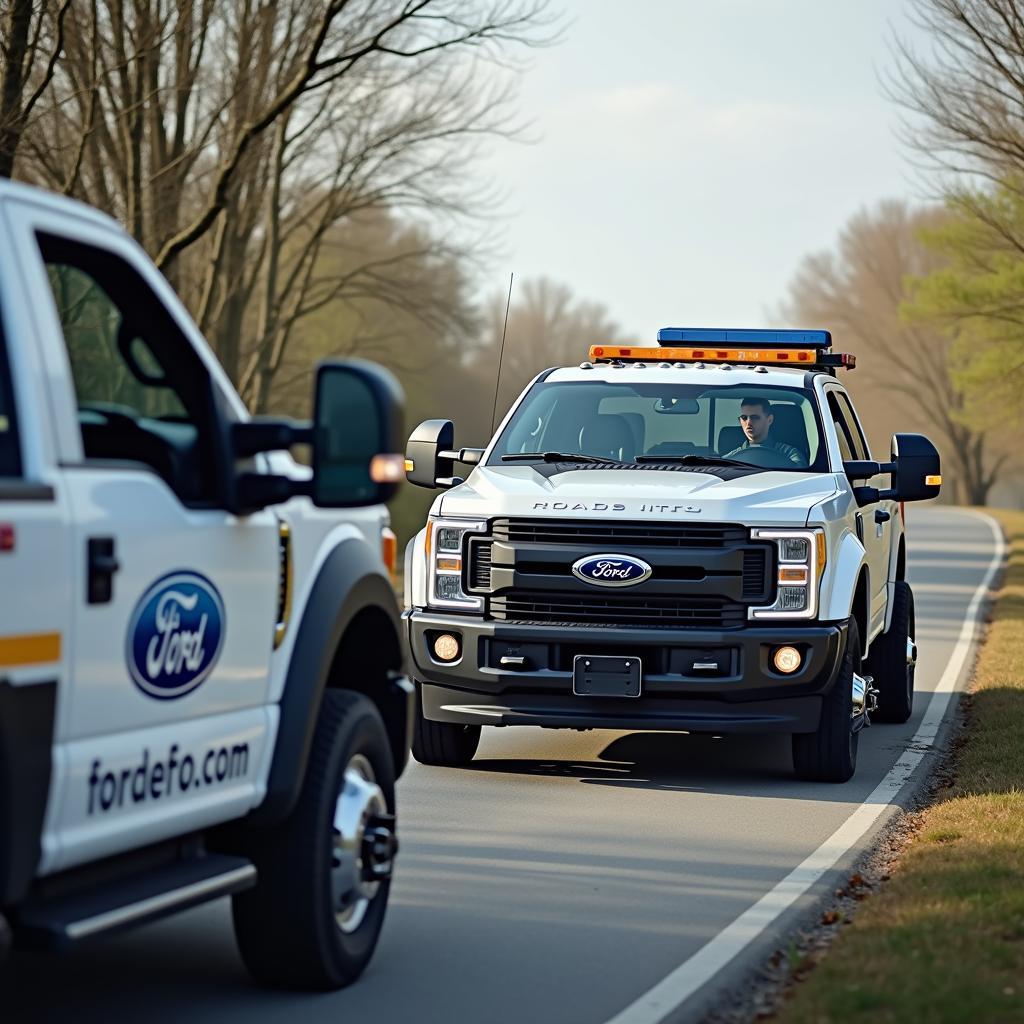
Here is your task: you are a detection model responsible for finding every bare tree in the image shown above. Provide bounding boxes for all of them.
[779,199,1009,505]
[888,0,1024,199]
[0,0,71,177]
[15,0,555,394]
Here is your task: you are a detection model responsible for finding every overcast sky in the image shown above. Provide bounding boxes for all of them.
[481,0,933,341]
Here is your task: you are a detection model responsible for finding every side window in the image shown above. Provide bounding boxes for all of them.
[0,310,21,477]
[835,393,870,460]
[826,392,856,462]
[37,233,222,506]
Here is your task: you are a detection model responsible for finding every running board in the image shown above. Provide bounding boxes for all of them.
[16,853,256,949]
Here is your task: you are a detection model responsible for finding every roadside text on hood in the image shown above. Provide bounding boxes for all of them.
[531,502,702,513]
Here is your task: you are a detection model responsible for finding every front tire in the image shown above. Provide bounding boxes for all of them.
[792,618,861,783]
[232,691,396,990]
[867,580,916,724]
[411,683,481,767]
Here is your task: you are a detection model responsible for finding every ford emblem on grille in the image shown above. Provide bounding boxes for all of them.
[571,553,653,588]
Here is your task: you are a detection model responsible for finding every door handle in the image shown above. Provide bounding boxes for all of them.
[87,536,119,604]
[874,509,891,525]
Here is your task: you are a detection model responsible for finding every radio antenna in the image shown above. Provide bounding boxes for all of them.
[490,272,515,436]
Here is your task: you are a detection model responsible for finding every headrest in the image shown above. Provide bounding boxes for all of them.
[768,404,809,459]
[578,414,635,461]
[717,425,745,455]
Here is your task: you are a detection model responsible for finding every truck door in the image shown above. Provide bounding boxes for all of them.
[0,240,73,905]
[9,209,280,873]
[825,388,890,640]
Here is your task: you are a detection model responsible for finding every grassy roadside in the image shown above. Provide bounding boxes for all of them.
[771,508,1024,1024]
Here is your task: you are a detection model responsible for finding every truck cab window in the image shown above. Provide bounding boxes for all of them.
[826,392,857,463]
[0,318,20,477]
[38,234,223,506]
[835,392,871,460]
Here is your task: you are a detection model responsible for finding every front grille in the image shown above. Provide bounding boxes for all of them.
[491,518,747,548]
[742,548,770,599]
[489,592,746,629]
[469,538,493,589]
[468,517,773,626]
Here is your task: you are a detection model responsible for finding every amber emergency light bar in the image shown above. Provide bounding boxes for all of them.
[589,345,856,370]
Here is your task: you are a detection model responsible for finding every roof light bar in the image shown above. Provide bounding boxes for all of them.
[657,328,832,348]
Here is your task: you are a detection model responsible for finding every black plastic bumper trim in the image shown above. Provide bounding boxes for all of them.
[406,611,848,707]
[421,683,824,734]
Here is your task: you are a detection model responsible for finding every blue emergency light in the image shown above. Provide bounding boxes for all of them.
[656,328,832,348]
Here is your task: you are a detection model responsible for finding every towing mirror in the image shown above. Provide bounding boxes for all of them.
[310,360,405,508]
[889,432,941,502]
[405,419,483,489]
[844,433,941,506]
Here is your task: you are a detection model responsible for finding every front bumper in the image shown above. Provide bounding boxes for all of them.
[405,612,849,734]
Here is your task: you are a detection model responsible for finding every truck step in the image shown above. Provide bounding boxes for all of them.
[16,853,256,949]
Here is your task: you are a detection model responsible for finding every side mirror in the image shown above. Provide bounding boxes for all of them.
[405,420,482,488]
[845,434,941,506]
[310,360,405,508]
[889,432,941,502]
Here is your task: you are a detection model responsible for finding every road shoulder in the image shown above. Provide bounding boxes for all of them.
[752,507,1024,1023]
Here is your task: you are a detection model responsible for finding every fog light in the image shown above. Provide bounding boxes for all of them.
[772,646,802,674]
[433,633,461,662]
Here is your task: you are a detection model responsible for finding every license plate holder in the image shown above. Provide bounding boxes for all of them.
[572,655,641,698]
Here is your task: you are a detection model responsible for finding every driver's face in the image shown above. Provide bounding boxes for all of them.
[739,404,773,444]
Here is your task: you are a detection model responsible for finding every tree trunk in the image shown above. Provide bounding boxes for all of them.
[0,0,33,178]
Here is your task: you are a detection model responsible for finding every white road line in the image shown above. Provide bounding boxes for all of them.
[604,509,1006,1024]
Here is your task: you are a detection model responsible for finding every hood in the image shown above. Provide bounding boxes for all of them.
[438,464,839,526]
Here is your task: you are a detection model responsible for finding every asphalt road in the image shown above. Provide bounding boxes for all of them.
[3,507,1000,1024]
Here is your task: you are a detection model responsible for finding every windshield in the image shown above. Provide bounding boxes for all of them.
[488,380,827,473]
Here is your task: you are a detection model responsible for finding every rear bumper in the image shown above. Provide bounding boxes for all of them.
[405,612,848,734]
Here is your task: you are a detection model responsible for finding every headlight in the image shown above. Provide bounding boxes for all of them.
[749,528,826,620]
[426,517,486,611]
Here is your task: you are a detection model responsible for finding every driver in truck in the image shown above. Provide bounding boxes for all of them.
[723,396,807,467]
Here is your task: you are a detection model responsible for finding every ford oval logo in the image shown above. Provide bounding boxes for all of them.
[572,553,653,588]
[127,571,226,700]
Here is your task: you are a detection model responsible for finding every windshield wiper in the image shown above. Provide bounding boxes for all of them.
[501,451,623,465]
[634,454,751,468]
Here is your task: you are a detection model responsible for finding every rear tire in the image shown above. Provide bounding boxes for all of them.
[411,683,481,767]
[232,691,396,990]
[867,580,915,724]
[792,618,860,783]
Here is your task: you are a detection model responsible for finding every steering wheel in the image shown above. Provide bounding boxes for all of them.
[78,402,142,431]
[731,445,800,469]
[77,402,179,484]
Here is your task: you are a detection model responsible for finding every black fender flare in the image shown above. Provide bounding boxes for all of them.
[250,536,407,827]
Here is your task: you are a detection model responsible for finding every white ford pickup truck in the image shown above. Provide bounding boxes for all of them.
[0,180,412,990]
[403,329,940,783]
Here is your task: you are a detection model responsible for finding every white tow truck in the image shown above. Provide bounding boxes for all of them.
[0,180,412,989]
[403,329,941,782]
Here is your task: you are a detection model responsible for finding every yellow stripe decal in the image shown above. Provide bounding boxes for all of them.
[0,632,62,668]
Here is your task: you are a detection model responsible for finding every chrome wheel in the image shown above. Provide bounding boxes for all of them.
[330,753,395,934]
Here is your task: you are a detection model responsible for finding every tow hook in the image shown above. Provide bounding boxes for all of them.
[852,672,878,729]
[361,812,398,882]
